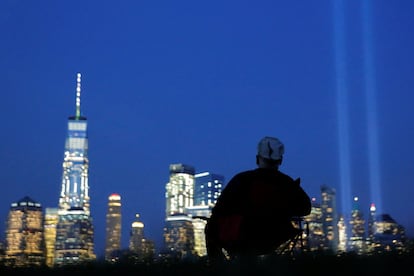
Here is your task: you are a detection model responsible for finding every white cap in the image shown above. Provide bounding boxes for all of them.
[257,136,284,161]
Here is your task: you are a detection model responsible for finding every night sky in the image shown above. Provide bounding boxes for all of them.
[1,0,413,258]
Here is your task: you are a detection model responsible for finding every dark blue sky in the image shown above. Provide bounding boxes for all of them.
[1,0,413,257]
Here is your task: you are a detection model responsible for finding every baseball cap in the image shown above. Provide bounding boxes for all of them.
[257,136,284,161]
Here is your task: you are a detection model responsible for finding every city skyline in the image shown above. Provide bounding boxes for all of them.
[0,169,409,258]
[1,0,414,259]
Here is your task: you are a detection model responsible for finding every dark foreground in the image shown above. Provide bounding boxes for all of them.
[1,253,413,276]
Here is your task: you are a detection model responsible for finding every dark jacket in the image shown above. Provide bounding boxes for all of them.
[205,167,311,257]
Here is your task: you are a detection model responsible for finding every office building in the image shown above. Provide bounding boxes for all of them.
[193,172,224,208]
[4,196,45,267]
[54,207,95,265]
[186,172,225,256]
[349,196,366,254]
[320,185,339,253]
[54,73,95,265]
[163,214,195,259]
[164,164,196,258]
[372,214,407,254]
[304,197,325,252]
[129,213,155,261]
[165,163,195,216]
[105,193,122,261]
[44,207,58,267]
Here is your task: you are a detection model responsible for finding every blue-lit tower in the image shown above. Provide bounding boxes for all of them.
[54,73,95,265]
[58,73,90,212]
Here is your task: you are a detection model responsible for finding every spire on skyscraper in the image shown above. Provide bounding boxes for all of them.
[76,72,82,119]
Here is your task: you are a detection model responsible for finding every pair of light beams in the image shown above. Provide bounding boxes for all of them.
[333,0,382,220]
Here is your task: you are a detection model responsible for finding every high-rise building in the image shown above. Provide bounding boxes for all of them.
[105,193,122,262]
[372,213,407,254]
[193,172,224,208]
[165,164,195,216]
[54,208,95,265]
[129,213,155,261]
[349,196,366,254]
[320,185,339,253]
[185,172,225,257]
[129,213,145,253]
[163,214,195,259]
[164,164,196,258]
[337,215,348,253]
[304,197,325,252]
[44,207,59,267]
[54,73,95,266]
[366,202,377,253]
[4,196,45,267]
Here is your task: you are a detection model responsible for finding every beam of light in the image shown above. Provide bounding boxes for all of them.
[333,0,352,222]
[362,0,383,214]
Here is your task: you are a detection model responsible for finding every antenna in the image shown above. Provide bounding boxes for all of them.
[76,73,82,119]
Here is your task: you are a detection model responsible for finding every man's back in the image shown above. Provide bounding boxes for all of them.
[206,167,311,257]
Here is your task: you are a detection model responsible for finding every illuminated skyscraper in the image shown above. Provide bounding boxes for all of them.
[349,196,366,254]
[320,185,339,253]
[58,73,90,213]
[372,214,407,254]
[163,164,196,258]
[5,196,45,267]
[304,197,324,252]
[44,207,58,267]
[165,164,195,216]
[186,172,225,257]
[337,215,348,253]
[54,73,95,265]
[105,193,122,261]
[129,213,155,261]
[163,214,195,259]
[193,172,224,208]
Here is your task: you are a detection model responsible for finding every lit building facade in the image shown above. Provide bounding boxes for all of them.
[187,172,225,257]
[165,164,195,216]
[304,197,325,252]
[164,164,196,258]
[163,214,195,259]
[54,73,95,265]
[320,185,339,253]
[193,172,224,208]
[54,208,95,265]
[372,214,407,254]
[105,193,122,261]
[129,213,144,254]
[4,196,45,267]
[44,207,58,267]
[337,215,348,253]
[349,196,366,254]
[129,213,155,261]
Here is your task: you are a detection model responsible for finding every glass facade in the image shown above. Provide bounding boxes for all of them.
[55,73,95,265]
[193,172,224,207]
[54,208,95,265]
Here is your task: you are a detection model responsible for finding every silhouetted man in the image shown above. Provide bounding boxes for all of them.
[205,136,311,266]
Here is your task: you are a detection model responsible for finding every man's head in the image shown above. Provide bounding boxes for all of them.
[256,136,284,168]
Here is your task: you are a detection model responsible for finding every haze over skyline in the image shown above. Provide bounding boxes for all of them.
[1,1,414,257]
